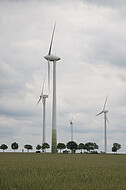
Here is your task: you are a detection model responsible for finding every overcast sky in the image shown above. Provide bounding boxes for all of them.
[0,0,126,153]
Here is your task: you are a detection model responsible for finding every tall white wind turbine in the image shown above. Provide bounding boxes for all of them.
[44,23,61,153]
[37,79,48,145]
[69,119,74,141]
[95,96,109,153]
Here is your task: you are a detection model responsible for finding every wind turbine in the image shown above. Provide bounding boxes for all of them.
[37,79,48,145]
[44,23,61,153]
[95,96,109,153]
[69,118,74,141]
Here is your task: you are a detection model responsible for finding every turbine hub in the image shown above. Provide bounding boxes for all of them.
[44,55,60,62]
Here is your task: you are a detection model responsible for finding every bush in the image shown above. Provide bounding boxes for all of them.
[90,151,98,154]
[36,151,41,153]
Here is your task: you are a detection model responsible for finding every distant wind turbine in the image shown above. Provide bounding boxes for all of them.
[37,79,48,145]
[69,118,74,141]
[95,95,109,153]
[44,23,61,153]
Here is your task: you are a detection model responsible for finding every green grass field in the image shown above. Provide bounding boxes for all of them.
[0,153,126,190]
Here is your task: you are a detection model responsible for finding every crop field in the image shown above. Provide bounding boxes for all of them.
[0,153,126,190]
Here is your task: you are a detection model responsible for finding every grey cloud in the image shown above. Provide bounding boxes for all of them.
[0,0,126,153]
[0,126,14,137]
[0,106,36,118]
[82,0,126,7]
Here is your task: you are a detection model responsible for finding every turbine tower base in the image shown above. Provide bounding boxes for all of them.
[51,129,57,153]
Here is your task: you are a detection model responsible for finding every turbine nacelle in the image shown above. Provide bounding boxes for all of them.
[103,110,108,113]
[95,109,108,117]
[44,55,61,62]
[37,94,48,105]
[42,95,49,98]
[69,118,73,125]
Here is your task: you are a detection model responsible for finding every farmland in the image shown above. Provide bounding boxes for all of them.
[0,153,126,190]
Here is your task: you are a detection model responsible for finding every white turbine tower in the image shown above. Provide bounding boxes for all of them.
[69,119,74,141]
[44,23,61,153]
[95,96,109,153]
[37,79,48,145]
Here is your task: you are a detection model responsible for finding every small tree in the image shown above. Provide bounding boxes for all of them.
[42,143,50,153]
[36,144,41,151]
[78,143,85,153]
[112,143,121,153]
[113,143,121,152]
[11,142,19,152]
[0,144,8,152]
[67,141,78,153]
[57,143,66,153]
[112,146,117,153]
[24,144,33,152]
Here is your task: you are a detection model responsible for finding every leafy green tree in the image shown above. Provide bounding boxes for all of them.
[84,142,99,153]
[67,141,78,153]
[36,144,41,151]
[112,146,117,153]
[11,142,19,152]
[113,143,121,152]
[78,143,85,153]
[0,144,8,152]
[93,143,99,150]
[112,143,121,153]
[57,143,66,153]
[24,144,33,152]
[42,143,50,153]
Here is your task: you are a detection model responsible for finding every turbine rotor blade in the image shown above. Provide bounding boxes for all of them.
[37,96,42,105]
[37,77,45,105]
[95,111,103,117]
[106,116,109,123]
[41,77,45,96]
[103,95,108,110]
[48,60,50,92]
[48,22,56,55]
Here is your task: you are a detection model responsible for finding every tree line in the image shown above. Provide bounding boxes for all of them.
[0,141,121,153]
